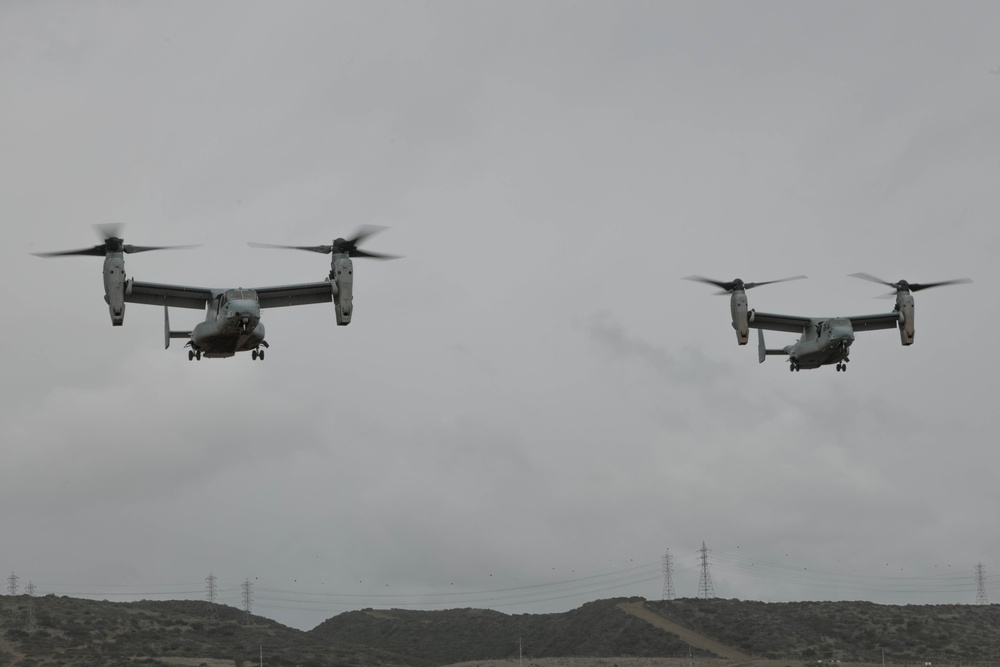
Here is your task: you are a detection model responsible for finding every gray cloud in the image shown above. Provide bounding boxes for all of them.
[2,0,998,630]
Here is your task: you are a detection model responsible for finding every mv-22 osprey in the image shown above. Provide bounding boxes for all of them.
[686,274,971,372]
[34,224,397,360]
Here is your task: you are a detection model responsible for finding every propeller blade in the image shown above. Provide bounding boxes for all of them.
[684,275,806,294]
[343,224,387,248]
[350,249,401,260]
[248,242,334,254]
[848,272,896,289]
[32,246,107,258]
[908,278,972,292]
[850,273,972,292]
[122,244,200,254]
[683,275,737,292]
[744,275,807,290]
[94,222,124,241]
[33,224,198,258]
[250,226,398,259]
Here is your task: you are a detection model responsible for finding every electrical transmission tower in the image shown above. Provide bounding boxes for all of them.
[697,541,715,599]
[6,572,19,621]
[24,582,37,633]
[662,549,675,600]
[206,573,219,620]
[976,562,989,605]
[242,578,253,625]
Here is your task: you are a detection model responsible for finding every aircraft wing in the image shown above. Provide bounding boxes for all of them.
[253,281,335,308]
[125,280,213,309]
[748,311,814,333]
[846,312,900,332]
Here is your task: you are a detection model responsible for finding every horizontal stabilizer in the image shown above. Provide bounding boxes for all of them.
[164,305,192,349]
[757,329,786,363]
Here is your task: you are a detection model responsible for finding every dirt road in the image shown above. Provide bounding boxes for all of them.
[616,601,753,662]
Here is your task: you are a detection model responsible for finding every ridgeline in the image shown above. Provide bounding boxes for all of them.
[1,594,999,666]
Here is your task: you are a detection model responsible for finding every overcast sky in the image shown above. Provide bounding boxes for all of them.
[2,1,999,631]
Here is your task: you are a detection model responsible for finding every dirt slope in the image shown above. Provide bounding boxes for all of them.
[617,602,752,661]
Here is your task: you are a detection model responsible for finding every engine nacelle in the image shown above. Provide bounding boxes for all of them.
[103,253,126,326]
[731,291,749,344]
[896,292,914,345]
[331,255,353,326]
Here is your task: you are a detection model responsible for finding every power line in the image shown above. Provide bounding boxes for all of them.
[16,549,1000,622]
[709,549,980,595]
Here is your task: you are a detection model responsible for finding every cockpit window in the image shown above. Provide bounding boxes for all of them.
[223,289,258,301]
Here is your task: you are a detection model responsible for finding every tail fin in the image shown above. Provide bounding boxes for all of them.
[757,329,786,363]
[164,306,192,349]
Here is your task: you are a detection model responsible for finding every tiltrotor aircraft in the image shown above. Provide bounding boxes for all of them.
[34,224,396,361]
[685,273,971,372]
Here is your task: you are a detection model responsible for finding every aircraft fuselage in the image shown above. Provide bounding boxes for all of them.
[785,318,855,369]
[190,292,265,358]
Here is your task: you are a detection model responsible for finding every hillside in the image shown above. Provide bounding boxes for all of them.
[0,594,428,667]
[646,597,1000,663]
[309,598,704,663]
[2,594,1000,666]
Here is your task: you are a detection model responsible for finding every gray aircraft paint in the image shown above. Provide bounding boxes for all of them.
[691,275,969,372]
[36,226,395,361]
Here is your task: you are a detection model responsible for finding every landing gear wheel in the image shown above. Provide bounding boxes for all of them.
[259,349,264,360]
[195,351,202,361]
[188,350,194,361]
[252,350,258,360]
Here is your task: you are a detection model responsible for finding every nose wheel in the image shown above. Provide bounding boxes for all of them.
[187,350,202,361]
[251,340,269,361]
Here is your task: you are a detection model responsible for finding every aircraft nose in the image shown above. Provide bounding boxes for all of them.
[228,299,260,321]
[835,327,855,342]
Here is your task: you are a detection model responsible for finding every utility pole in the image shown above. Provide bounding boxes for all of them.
[976,562,989,605]
[662,549,675,600]
[697,541,715,599]
[242,578,253,625]
[206,572,219,620]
